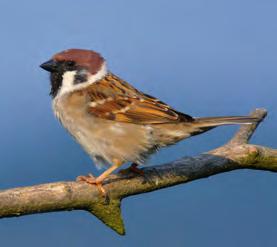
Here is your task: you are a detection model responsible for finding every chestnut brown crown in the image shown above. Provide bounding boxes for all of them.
[52,49,105,74]
[40,49,105,75]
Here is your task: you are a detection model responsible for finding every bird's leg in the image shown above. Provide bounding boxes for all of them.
[129,163,144,175]
[119,163,144,176]
[76,159,122,198]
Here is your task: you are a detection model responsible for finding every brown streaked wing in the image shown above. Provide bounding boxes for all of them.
[86,74,194,124]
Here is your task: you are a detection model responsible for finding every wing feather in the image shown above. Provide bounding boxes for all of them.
[86,73,193,124]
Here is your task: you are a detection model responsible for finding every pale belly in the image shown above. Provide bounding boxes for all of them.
[52,96,155,167]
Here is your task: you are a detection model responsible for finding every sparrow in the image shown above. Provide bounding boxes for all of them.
[40,48,257,196]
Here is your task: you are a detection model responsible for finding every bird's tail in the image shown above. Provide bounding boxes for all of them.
[155,115,259,146]
[183,115,258,137]
[193,116,258,129]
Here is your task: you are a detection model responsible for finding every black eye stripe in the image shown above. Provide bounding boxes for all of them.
[66,61,75,66]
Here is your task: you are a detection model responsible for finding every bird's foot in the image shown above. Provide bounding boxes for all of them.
[76,173,107,199]
[119,163,145,176]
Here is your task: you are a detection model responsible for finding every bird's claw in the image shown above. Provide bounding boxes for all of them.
[76,173,96,183]
[76,173,108,202]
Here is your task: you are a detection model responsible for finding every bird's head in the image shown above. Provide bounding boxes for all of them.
[40,49,107,98]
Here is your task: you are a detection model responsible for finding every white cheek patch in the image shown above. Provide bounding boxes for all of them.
[59,71,77,96]
[87,62,107,84]
[57,63,108,97]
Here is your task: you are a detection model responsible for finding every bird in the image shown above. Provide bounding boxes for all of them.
[40,48,257,196]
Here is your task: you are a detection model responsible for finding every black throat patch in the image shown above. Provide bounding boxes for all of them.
[50,71,63,98]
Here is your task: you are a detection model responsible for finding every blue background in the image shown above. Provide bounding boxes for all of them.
[0,0,276,246]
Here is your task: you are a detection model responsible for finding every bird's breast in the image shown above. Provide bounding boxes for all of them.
[52,94,100,156]
[51,93,158,166]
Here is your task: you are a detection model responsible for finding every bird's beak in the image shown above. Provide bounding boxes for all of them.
[40,59,58,72]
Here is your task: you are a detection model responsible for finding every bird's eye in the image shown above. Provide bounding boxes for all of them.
[66,61,75,67]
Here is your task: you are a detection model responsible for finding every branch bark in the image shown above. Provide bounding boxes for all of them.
[0,108,275,235]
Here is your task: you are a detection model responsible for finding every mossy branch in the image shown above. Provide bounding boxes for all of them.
[0,108,275,235]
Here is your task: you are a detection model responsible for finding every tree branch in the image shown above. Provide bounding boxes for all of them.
[0,108,275,235]
[227,108,267,145]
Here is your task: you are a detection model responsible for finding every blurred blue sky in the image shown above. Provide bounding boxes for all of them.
[0,0,276,246]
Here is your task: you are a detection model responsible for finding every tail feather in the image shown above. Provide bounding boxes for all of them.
[156,115,259,146]
[193,116,258,128]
